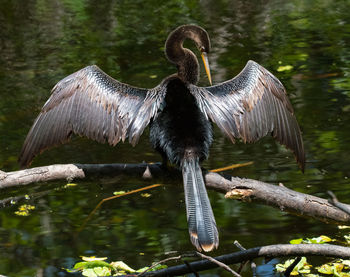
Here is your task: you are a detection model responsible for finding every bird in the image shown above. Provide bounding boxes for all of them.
[19,24,305,252]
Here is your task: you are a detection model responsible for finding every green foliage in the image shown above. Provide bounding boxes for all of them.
[276,257,312,275]
[277,64,294,72]
[276,258,350,277]
[316,260,350,276]
[14,204,35,216]
[276,233,350,276]
[290,235,334,244]
[65,256,167,276]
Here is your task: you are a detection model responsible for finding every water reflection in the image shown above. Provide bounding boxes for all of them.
[1,0,350,276]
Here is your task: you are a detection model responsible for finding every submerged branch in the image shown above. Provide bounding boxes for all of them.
[1,163,350,225]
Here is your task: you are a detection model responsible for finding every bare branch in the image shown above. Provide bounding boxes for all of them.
[143,244,350,276]
[1,163,350,226]
[328,190,350,215]
[196,251,241,276]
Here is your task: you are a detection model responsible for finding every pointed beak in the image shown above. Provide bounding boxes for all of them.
[201,52,212,86]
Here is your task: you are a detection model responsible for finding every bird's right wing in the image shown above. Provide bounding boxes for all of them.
[19,65,167,167]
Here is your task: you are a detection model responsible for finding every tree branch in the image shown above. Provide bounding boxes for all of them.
[143,244,350,276]
[1,163,350,225]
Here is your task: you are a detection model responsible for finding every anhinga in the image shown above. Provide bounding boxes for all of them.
[19,25,305,252]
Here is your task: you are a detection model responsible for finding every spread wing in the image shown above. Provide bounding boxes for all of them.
[189,60,305,171]
[19,65,166,167]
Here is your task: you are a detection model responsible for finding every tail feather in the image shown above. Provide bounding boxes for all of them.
[182,158,219,252]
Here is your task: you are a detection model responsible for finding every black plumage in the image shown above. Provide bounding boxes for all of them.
[19,25,305,252]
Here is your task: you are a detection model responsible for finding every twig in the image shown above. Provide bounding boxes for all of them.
[327,190,350,215]
[234,240,255,274]
[78,184,162,232]
[209,161,253,173]
[234,240,246,251]
[138,252,196,276]
[196,251,241,277]
[137,255,182,276]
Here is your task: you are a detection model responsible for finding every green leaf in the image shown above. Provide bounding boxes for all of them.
[317,262,346,276]
[14,204,36,216]
[290,235,335,245]
[277,65,293,72]
[342,260,350,267]
[290,238,303,244]
[111,261,135,273]
[73,261,88,269]
[81,256,108,262]
[82,268,97,277]
[276,257,311,275]
[113,191,126,195]
[74,261,113,270]
[93,267,111,276]
[306,235,334,244]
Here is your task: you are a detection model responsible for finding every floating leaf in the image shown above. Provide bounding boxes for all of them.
[15,204,35,216]
[344,234,350,243]
[290,235,334,245]
[306,235,333,244]
[113,191,126,195]
[317,263,335,274]
[276,257,311,275]
[316,261,350,276]
[73,261,88,270]
[82,268,97,277]
[81,256,108,262]
[65,183,78,187]
[277,65,293,72]
[141,193,151,198]
[338,226,350,229]
[290,238,303,244]
[91,267,111,276]
[110,261,135,273]
[342,260,350,267]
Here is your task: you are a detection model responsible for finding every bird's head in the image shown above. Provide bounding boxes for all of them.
[165,25,212,85]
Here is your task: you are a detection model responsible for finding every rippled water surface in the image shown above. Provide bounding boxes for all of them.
[1,0,350,276]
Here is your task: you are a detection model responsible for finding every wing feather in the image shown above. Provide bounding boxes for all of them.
[189,60,305,170]
[19,65,166,167]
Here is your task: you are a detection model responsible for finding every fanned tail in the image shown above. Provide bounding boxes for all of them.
[182,157,219,252]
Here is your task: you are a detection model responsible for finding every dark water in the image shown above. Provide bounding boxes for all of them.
[1,0,350,276]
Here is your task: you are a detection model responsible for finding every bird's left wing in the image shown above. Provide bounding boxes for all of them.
[189,60,305,170]
[19,65,167,167]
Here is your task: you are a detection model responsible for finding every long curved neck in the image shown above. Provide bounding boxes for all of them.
[165,26,200,84]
